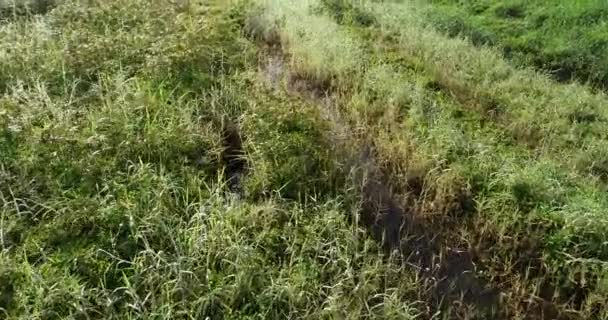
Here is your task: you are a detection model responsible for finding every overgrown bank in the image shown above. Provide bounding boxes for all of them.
[0,1,418,318]
[423,0,608,89]
[252,0,608,318]
[1,0,608,319]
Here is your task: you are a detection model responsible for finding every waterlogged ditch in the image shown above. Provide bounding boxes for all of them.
[1,0,606,318]
[251,22,507,320]
[247,0,607,318]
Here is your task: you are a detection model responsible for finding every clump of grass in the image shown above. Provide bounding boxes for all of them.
[241,90,344,200]
[315,0,376,27]
[0,0,56,19]
[252,0,365,90]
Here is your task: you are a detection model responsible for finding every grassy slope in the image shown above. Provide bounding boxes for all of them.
[423,0,608,89]
[1,0,608,319]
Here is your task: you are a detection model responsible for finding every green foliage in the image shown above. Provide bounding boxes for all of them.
[242,91,343,200]
[315,0,376,27]
[0,1,419,319]
[298,0,608,317]
[425,0,608,88]
[3,0,608,318]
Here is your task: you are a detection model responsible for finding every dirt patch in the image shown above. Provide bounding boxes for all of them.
[356,146,502,318]
[471,216,589,320]
[286,73,332,101]
[357,154,405,249]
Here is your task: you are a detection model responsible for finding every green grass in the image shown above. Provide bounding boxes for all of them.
[2,0,608,319]
[0,1,420,318]
[253,0,608,318]
[423,0,608,89]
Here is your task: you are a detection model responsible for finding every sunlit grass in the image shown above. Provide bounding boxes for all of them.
[2,0,608,318]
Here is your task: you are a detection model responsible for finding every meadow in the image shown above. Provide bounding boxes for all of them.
[0,0,607,319]
[424,0,608,89]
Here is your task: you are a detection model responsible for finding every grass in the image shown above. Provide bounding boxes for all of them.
[253,0,608,318]
[0,1,419,318]
[423,0,608,89]
[1,0,608,319]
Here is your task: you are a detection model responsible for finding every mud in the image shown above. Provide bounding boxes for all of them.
[357,146,502,318]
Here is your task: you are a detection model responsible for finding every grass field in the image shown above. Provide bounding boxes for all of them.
[423,0,608,89]
[1,0,607,319]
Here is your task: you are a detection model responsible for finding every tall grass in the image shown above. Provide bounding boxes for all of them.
[255,0,608,317]
[0,0,424,319]
[252,0,364,88]
[3,0,608,318]
[424,0,608,89]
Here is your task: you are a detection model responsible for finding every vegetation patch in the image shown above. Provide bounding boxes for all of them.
[425,0,608,89]
[2,0,608,319]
